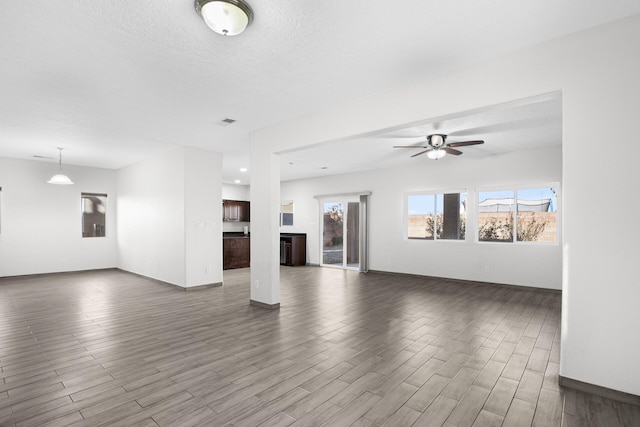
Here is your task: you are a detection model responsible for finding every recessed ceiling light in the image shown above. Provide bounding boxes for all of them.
[239,167,247,172]
[234,179,241,184]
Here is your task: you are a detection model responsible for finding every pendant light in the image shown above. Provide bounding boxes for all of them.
[195,0,253,36]
[47,147,74,185]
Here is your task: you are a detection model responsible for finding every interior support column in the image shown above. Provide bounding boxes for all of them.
[249,143,280,309]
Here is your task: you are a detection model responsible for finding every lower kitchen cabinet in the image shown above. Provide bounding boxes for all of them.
[223,236,250,270]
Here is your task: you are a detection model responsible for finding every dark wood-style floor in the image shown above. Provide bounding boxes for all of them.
[0,267,638,427]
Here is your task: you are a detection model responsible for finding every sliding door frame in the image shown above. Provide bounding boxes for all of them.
[314,191,370,272]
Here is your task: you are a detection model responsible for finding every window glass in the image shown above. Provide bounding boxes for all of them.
[438,193,467,240]
[408,194,436,239]
[478,190,514,242]
[280,201,294,226]
[408,192,466,240]
[82,193,107,237]
[478,186,558,243]
[516,187,557,242]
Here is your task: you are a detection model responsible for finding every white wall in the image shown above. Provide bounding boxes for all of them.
[117,146,223,288]
[250,150,280,305]
[117,147,186,285]
[281,146,562,289]
[252,15,640,396]
[222,183,249,201]
[559,19,640,397]
[0,157,117,277]
[185,148,223,287]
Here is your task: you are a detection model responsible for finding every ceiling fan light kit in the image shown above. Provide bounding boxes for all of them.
[393,133,484,160]
[426,149,446,160]
[195,0,253,36]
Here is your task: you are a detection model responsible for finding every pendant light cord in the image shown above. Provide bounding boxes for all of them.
[57,147,64,171]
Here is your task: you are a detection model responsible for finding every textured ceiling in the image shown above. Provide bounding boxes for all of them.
[1,1,639,183]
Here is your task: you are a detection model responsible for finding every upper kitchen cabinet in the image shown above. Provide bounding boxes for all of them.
[223,200,250,222]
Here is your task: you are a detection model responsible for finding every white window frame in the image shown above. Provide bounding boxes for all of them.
[476,182,560,245]
[405,189,468,241]
[81,192,108,238]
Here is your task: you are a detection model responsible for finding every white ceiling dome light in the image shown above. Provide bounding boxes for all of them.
[195,0,254,36]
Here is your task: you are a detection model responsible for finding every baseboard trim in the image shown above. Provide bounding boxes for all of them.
[250,299,280,310]
[183,282,223,291]
[367,269,561,293]
[117,269,222,291]
[116,268,179,290]
[1,267,224,292]
[559,375,640,407]
[0,267,119,281]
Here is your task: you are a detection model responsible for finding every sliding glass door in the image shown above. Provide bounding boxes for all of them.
[321,199,360,269]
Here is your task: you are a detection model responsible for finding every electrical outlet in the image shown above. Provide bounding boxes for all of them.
[484,266,490,273]
[255,280,259,289]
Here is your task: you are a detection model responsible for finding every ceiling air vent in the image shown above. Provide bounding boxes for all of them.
[218,118,237,127]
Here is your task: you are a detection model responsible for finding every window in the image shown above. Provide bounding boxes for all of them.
[82,193,107,237]
[280,201,294,226]
[407,192,466,240]
[478,186,557,243]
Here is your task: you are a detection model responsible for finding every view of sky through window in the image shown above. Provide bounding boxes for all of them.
[479,188,557,212]
[408,193,467,214]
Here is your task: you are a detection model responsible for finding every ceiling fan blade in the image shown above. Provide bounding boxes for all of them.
[393,145,428,149]
[378,133,426,139]
[411,149,431,158]
[446,140,484,147]
[444,147,463,156]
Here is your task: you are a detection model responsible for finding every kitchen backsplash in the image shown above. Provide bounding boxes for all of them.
[222,221,250,233]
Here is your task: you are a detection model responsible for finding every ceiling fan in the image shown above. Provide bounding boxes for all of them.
[393,134,484,160]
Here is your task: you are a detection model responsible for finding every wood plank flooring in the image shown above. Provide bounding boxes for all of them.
[0,267,638,426]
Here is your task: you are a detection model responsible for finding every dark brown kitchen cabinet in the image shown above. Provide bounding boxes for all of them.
[223,200,250,222]
[280,233,306,266]
[223,236,250,270]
